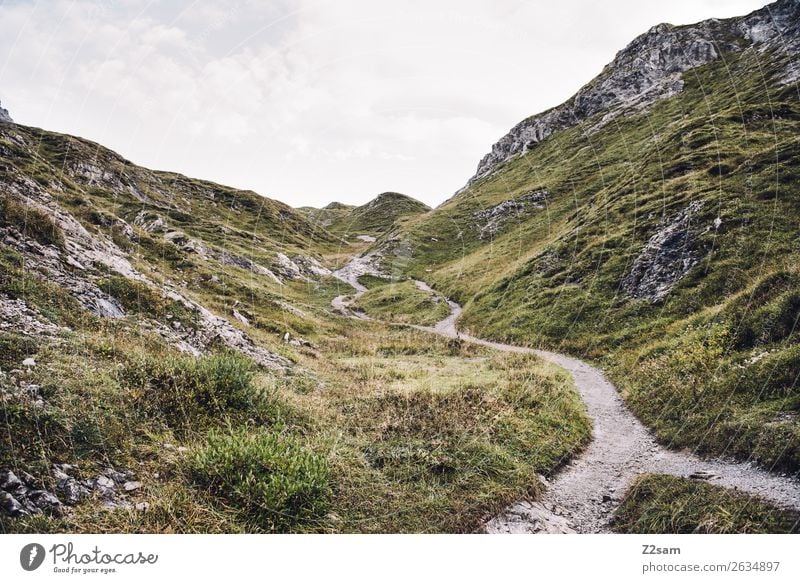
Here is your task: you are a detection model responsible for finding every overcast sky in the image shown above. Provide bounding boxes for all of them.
[0,0,768,208]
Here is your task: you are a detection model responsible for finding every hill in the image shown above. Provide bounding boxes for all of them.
[304,192,430,239]
[370,0,800,473]
[0,120,591,534]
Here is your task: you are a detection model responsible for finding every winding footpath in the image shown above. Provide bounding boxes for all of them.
[332,262,800,533]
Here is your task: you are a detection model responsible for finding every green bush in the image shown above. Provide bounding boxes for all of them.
[124,352,269,433]
[189,427,329,531]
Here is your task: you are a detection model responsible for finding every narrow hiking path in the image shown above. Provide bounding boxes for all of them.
[332,263,800,533]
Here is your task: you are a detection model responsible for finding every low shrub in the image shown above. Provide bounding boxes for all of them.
[124,352,270,434]
[188,427,329,531]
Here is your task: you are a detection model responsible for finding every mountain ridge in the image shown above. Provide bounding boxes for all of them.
[303,191,430,238]
[467,0,800,187]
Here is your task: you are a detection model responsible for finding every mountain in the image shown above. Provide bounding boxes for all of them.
[0,121,345,367]
[2,0,799,535]
[303,191,430,239]
[469,0,800,185]
[376,0,800,473]
[0,120,593,534]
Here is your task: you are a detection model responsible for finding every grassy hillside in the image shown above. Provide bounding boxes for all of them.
[304,192,430,239]
[0,122,589,533]
[353,280,450,326]
[386,42,800,471]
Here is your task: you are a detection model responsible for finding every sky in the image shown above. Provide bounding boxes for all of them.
[0,0,769,208]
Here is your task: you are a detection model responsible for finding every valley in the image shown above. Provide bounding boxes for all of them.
[2,0,800,534]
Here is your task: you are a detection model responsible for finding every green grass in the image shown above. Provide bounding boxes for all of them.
[0,196,65,249]
[123,352,277,436]
[353,280,450,326]
[305,325,591,532]
[188,427,330,532]
[0,294,589,533]
[614,474,799,534]
[385,46,800,474]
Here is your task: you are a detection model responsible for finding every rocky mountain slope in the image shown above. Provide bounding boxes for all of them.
[369,0,800,474]
[470,0,800,185]
[0,121,345,366]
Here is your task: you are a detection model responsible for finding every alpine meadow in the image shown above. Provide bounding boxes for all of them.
[1,0,799,536]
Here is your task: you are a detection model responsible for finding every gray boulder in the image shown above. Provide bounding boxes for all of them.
[622,201,704,302]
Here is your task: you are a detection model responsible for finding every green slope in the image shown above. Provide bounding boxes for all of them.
[304,192,430,239]
[386,9,800,472]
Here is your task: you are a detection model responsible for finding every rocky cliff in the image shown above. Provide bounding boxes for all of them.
[0,100,11,123]
[470,0,800,184]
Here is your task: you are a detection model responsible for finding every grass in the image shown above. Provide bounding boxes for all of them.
[353,280,450,326]
[614,474,800,534]
[0,291,590,533]
[188,427,330,532]
[385,46,800,475]
[0,196,65,249]
[304,325,591,532]
[123,352,276,436]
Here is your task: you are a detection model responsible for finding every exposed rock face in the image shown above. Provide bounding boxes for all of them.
[0,295,70,338]
[163,229,285,285]
[0,99,11,123]
[473,190,548,239]
[0,464,148,518]
[274,252,332,280]
[622,201,705,302]
[1,469,63,517]
[0,163,289,369]
[470,0,800,184]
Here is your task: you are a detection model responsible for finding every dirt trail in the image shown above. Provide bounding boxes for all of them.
[331,259,369,318]
[332,264,800,533]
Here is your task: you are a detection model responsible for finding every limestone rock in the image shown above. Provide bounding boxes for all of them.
[0,99,11,123]
[622,201,704,302]
[473,190,548,240]
[467,0,800,185]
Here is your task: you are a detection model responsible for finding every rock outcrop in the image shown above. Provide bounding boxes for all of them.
[473,190,548,239]
[622,201,706,302]
[0,99,11,123]
[469,0,800,184]
[0,464,146,518]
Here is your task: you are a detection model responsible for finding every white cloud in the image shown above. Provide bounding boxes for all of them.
[0,0,769,207]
